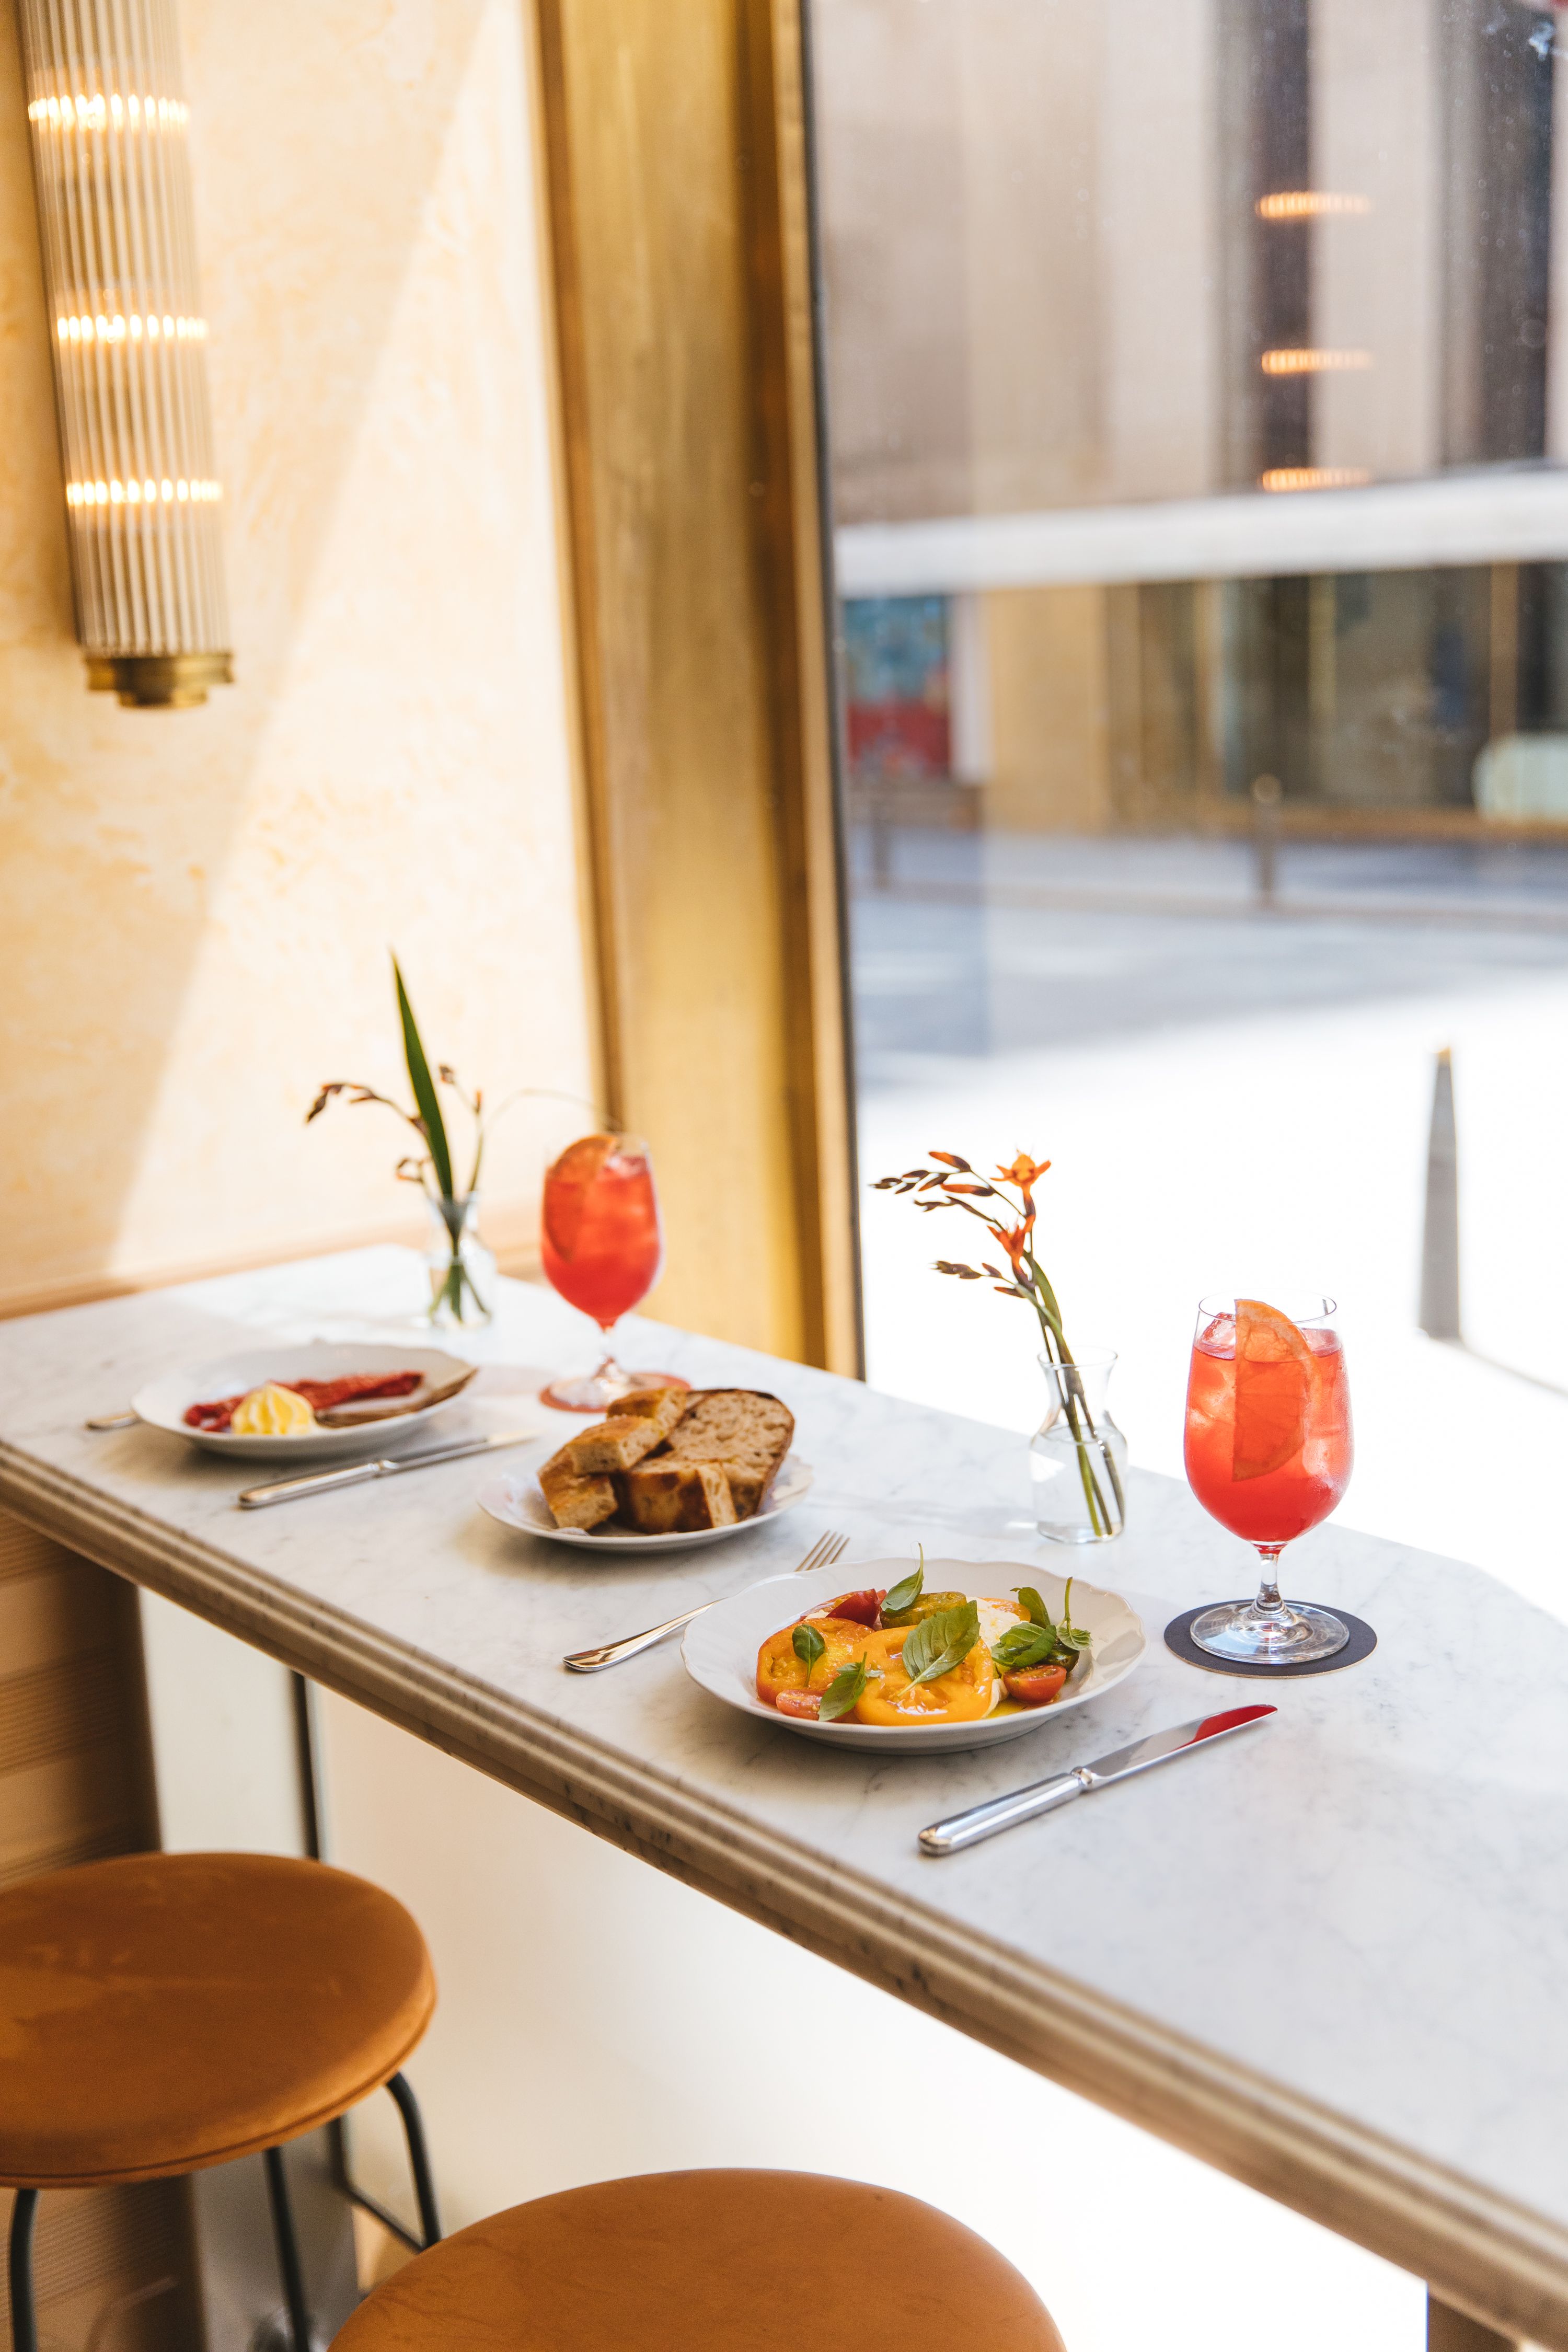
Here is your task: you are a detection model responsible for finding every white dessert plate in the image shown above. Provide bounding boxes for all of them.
[478,1455,814,1552]
[133,1343,477,1462]
[682,1559,1146,1753]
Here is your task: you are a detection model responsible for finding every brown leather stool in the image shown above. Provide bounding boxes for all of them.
[0,1851,440,2352]
[332,2168,1066,2350]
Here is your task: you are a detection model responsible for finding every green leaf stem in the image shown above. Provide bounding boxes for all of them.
[393,956,456,1204]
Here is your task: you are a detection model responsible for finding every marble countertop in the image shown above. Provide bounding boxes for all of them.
[2,1248,1564,2345]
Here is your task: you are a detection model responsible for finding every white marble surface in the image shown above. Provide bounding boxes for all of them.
[3,1249,1566,2341]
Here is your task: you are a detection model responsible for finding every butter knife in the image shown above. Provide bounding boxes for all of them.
[238,1429,536,1509]
[917,1703,1276,1855]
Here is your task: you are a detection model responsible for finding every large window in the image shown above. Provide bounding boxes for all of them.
[811,0,1568,1592]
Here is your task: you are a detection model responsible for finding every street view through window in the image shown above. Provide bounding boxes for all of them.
[811,0,1568,1607]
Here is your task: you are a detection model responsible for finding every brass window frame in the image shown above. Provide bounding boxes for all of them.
[531,0,862,1375]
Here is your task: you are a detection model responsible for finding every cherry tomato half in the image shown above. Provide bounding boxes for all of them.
[1002,1663,1068,1709]
[776,1689,822,1719]
[821,1588,884,1627]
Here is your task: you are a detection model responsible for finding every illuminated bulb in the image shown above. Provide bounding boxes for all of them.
[1260,467,1373,492]
[1256,191,1372,220]
[27,89,188,129]
[1261,348,1373,375]
[66,477,221,506]
[54,311,205,342]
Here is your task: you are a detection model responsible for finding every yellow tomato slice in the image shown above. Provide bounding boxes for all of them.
[1232,1297,1313,1481]
[755,1613,870,1708]
[852,1626,995,1726]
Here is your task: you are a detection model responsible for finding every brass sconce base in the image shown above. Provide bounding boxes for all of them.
[85,652,235,708]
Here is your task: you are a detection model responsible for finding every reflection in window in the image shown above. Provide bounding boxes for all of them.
[812,0,1568,1631]
[818,0,1567,518]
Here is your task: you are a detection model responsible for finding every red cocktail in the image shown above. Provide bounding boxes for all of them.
[1183,1296,1353,1663]
[539,1135,686,1412]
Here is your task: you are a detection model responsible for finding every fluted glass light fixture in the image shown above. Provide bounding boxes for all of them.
[17,0,232,707]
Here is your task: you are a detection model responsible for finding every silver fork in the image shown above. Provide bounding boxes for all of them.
[561,1529,849,1673]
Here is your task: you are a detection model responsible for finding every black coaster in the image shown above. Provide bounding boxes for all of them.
[1163,1605,1377,1678]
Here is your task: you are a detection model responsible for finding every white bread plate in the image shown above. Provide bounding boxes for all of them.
[133,1343,478,1462]
[478,1454,813,1552]
[682,1559,1146,1753]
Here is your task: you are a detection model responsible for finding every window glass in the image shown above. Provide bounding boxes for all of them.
[812,0,1568,1595]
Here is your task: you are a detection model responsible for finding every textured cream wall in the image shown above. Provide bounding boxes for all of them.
[0,0,595,1316]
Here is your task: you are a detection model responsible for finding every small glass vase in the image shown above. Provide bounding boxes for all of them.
[1031,1350,1128,1544]
[424,1193,495,1329]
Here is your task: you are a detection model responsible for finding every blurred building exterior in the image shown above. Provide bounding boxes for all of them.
[814,0,1568,832]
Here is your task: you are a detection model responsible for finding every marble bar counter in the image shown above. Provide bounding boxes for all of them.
[2,1248,1565,2345]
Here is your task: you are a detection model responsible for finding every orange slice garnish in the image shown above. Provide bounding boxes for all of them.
[1232,1298,1313,1481]
[543,1133,617,1260]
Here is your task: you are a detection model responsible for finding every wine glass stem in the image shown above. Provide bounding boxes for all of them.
[1252,1546,1288,1619]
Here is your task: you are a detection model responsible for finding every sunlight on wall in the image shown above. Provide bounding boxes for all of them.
[0,0,594,1316]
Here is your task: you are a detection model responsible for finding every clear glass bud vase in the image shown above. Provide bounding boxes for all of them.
[1031,1350,1128,1544]
[424,1193,495,1329]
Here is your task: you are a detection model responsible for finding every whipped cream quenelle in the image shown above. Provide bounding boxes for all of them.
[229,1381,318,1437]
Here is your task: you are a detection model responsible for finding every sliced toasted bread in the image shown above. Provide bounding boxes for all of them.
[654,1389,793,1518]
[566,1389,685,1475]
[538,1446,618,1531]
[606,1386,687,1422]
[618,1459,737,1534]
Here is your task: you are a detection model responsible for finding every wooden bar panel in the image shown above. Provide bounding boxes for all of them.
[0,1513,202,2352]
[1428,2292,1522,2352]
[535,0,858,1370]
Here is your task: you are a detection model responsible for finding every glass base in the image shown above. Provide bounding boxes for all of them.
[539,1359,690,1414]
[1036,1521,1121,1546]
[1190,1598,1350,1665]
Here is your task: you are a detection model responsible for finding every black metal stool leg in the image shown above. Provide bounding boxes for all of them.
[8,2188,39,2352]
[264,2145,314,2352]
[384,2072,441,2246]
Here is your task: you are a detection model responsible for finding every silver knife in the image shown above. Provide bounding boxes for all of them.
[238,1429,536,1509]
[917,1703,1276,1856]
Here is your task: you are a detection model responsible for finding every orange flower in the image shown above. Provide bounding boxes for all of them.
[996,1151,1051,1190]
[997,1222,1032,1273]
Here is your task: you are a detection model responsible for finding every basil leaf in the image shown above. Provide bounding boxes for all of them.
[1058,1576,1090,1648]
[883,1561,924,1618]
[792,1622,826,1674]
[818,1657,869,1722]
[1013,1585,1056,1636]
[989,1622,1056,1670]
[901,1601,981,1689]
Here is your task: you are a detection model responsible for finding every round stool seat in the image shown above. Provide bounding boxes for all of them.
[0,1851,434,2187]
[333,2169,1065,2351]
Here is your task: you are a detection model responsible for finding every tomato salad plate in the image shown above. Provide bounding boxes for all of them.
[683,1557,1145,1753]
[133,1342,478,1463]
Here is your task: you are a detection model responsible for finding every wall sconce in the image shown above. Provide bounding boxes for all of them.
[17,0,232,708]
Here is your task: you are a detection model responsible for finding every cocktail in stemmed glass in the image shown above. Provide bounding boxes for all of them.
[1183,1296,1354,1664]
[538,1134,686,1413]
